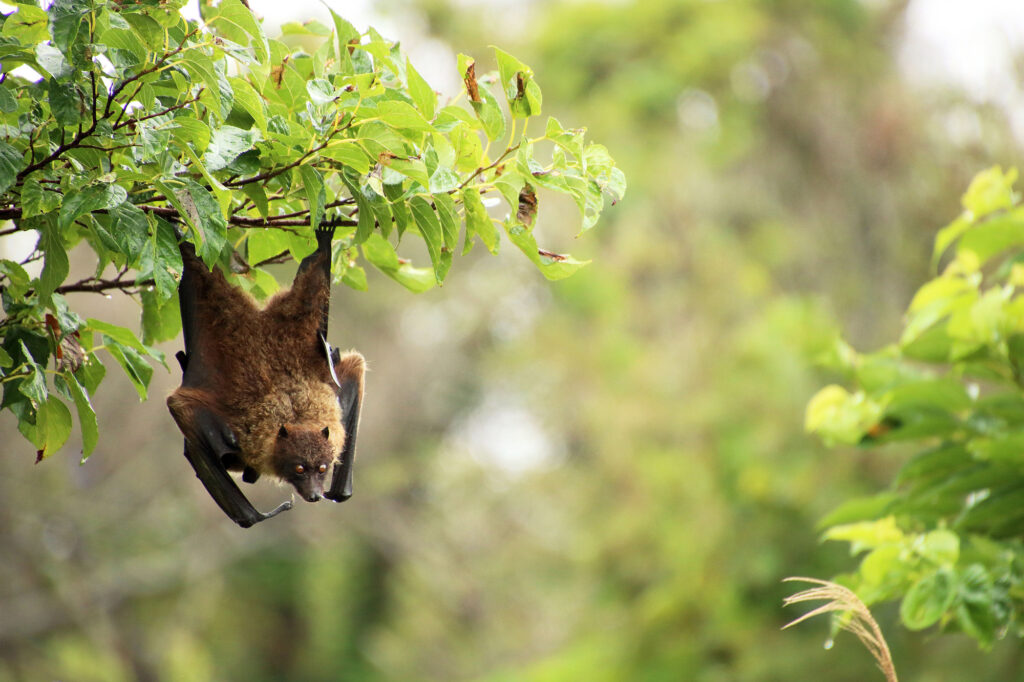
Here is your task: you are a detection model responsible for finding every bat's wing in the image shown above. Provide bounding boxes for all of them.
[324,346,365,502]
[294,224,365,503]
[174,241,292,527]
[177,400,293,528]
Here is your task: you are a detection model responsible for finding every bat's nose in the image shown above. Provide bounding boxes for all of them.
[305,492,322,503]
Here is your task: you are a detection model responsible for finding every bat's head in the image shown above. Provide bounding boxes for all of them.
[272,424,337,502]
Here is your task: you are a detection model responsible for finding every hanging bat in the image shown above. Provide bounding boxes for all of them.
[166,226,365,527]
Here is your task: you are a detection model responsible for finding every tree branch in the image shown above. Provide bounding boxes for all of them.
[55,277,154,295]
[458,143,521,191]
[223,141,330,188]
[105,29,198,118]
[113,91,204,131]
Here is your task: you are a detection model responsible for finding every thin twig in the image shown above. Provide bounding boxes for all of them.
[457,143,521,191]
[55,277,154,295]
[224,140,331,188]
[111,79,147,129]
[113,91,204,131]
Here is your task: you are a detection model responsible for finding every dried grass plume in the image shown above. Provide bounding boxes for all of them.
[782,576,898,682]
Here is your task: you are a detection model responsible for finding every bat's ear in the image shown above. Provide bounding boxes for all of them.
[321,426,330,439]
[278,425,289,439]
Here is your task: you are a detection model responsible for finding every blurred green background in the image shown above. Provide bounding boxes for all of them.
[2,0,1024,679]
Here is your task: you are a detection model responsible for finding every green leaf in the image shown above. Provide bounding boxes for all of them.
[0,260,30,297]
[504,220,589,281]
[59,183,127,231]
[545,116,584,158]
[378,100,434,133]
[306,78,338,106]
[34,396,73,460]
[919,529,960,566]
[171,117,212,155]
[299,165,325,231]
[38,218,69,301]
[461,187,498,255]
[0,87,17,114]
[103,338,154,401]
[342,174,376,244]
[246,228,290,266]
[432,192,459,250]
[956,211,1024,270]
[228,76,268,133]
[17,340,47,406]
[471,87,506,142]
[179,179,228,264]
[322,141,372,175]
[361,231,402,270]
[49,0,89,52]
[900,567,956,630]
[205,0,269,64]
[409,195,451,283]
[383,183,411,238]
[150,219,183,300]
[384,156,431,189]
[361,233,435,293]
[3,4,49,46]
[341,264,367,291]
[183,55,233,120]
[47,79,84,127]
[817,493,897,529]
[85,318,159,359]
[74,354,106,396]
[328,7,361,65]
[406,58,436,121]
[805,384,886,446]
[61,372,98,459]
[107,202,151,264]
[140,288,182,345]
[824,517,904,555]
[204,125,260,172]
[493,47,541,118]
[962,166,1018,218]
[450,122,483,172]
[241,183,269,220]
[122,12,165,51]
[100,22,150,63]
[0,140,25,196]
[22,176,61,218]
[35,43,71,78]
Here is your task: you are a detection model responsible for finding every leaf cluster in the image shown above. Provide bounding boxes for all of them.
[806,167,1024,647]
[0,0,623,460]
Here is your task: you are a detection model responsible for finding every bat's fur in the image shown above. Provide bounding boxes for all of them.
[167,245,362,502]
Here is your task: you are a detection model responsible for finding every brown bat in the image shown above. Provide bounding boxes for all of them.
[167,226,365,527]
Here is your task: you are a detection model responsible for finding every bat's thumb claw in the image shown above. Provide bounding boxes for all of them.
[265,499,293,519]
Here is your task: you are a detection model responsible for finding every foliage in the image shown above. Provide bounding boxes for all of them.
[0,0,623,461]
[807,166,1024,648]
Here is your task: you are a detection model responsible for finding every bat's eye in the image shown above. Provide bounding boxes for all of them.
[318,464,328,474]
[295,464,305,475]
